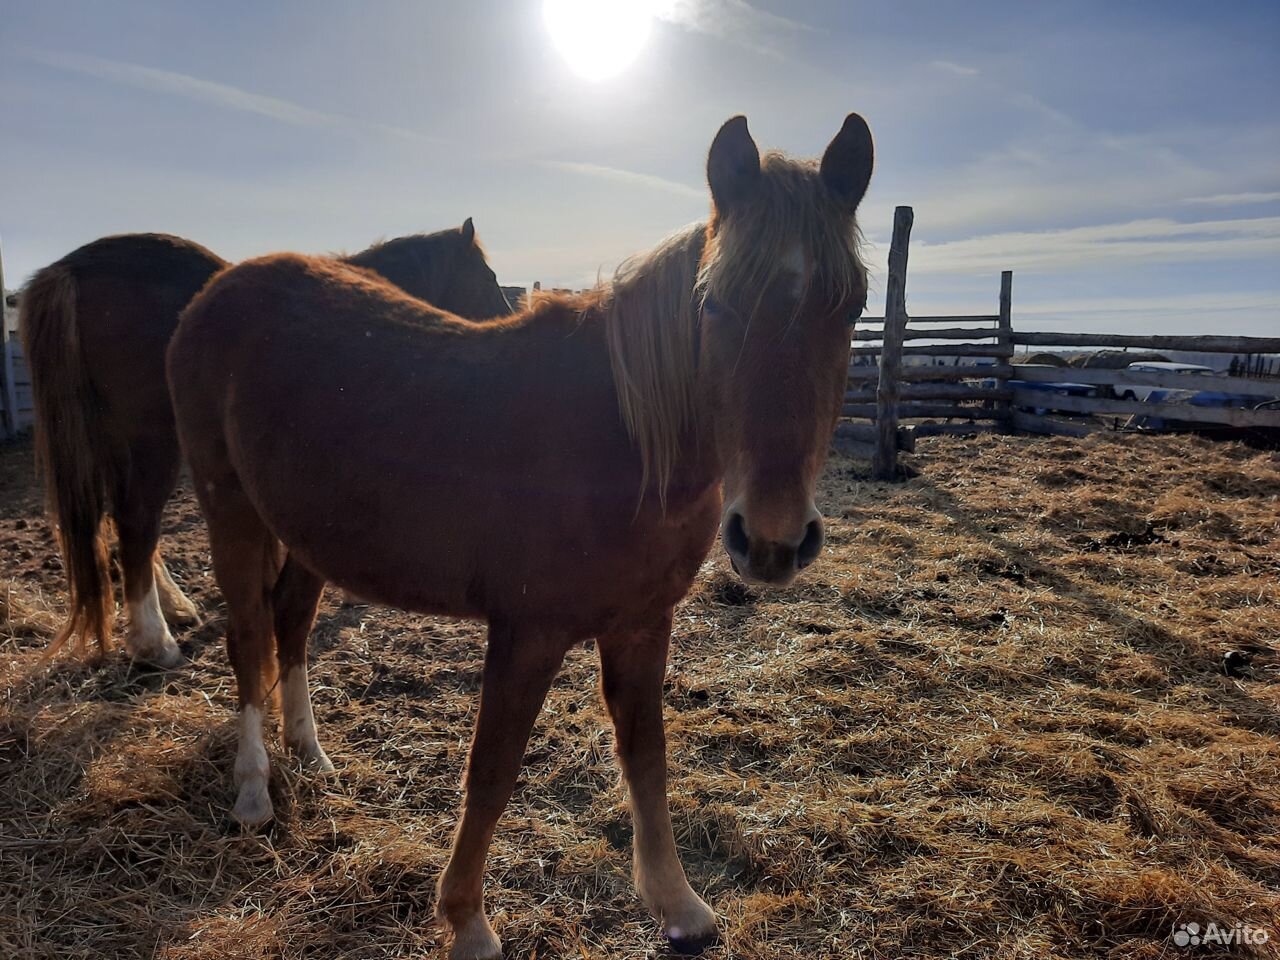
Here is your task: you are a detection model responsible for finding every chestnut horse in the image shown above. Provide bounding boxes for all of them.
[20,221,511,667]
[168,114,872,959]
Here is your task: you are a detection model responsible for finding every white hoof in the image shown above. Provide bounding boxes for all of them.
[448,913,502,960]
[232,777,274,827]
[125,626,182,668]
[125,583,183,667]
[281,666,333,772]
[233,704,273,826]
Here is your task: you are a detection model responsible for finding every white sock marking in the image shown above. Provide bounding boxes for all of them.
[126,581,179,663]
[282,665,318,750]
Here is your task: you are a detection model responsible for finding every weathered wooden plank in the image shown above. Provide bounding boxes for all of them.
[1012,331,1280,353]
[853,343,1015,358]
[914,421,1000,438]
[833,436,877,460]
[0,238,14,440]
[852,326,1001,342]
[849,363,1014,384]
[994,271,1014,429]
[1008,364,1280,399]
[836,419,916,452]
[846,384,1011,403]
[844,402,1003,421]
[874,207,913,479]
[1011,388,1280,428]
[857,314,999,326]
[1011,410,1100,438]
[900,363,1013,383]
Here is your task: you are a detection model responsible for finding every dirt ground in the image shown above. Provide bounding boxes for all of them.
[2,432,1278,959]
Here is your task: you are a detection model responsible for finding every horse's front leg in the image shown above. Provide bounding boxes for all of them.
[598,611,719,954]
[436,621,570,960]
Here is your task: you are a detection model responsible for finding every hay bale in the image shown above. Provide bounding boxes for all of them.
[1016,353,1071,367]
[1071,350,1171,370]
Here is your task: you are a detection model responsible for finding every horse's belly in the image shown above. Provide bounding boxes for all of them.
[225,377,722,635]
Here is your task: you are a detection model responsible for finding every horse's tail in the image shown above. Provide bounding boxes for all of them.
[19,263,115,659]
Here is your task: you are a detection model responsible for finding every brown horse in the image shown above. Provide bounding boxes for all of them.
[20,221,511,667]
[168,114,872,959]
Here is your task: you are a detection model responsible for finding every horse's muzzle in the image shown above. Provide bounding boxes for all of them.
[721,505,824,586]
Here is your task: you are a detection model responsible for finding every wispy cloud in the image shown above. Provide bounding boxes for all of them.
[543,160,706,200]
[26,48,442,144]
[911,216,1280,275]
[931,60,979,77]
[1015,289,1280,317]
[656,0,811,57]
[901,287,1280,338]
[1184,191,1280,206]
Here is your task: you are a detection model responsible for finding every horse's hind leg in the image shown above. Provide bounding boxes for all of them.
[273,553,331,772]
[200,482,282,827]
[113,438,184,667]
[436,623,570,960]
[153,549,200,625]
[598,612,718,953]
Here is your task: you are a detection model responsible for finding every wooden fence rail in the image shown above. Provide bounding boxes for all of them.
[841,206,1280,475]
[1008,364,1280,398]
[0,238,35,441]
[1011,332,1280,353]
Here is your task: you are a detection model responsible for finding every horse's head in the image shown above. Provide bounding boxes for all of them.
[698,115,872,586]
[445,217,515,318]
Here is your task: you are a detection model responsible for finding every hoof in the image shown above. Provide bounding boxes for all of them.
[128,637,183,670]
[232,780,274,828]
[162,597,201,627]
[667,927,719,956]
[296,744,336,774]
[448,912,502,960]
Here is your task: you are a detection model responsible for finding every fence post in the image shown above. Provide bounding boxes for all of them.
[873,206,913,480]
[995,270,1013,431]
[0,234,12,441]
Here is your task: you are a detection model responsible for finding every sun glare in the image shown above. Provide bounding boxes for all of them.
[543,0,656,81]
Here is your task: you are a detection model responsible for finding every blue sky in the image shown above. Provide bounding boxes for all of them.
[2,0,1277,334]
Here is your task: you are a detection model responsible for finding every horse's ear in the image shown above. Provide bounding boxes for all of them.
[820,113,873,211]
[461,217,476,245]
[707,115,761,214]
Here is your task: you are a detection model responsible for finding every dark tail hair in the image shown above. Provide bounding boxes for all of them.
[19,264,115,658]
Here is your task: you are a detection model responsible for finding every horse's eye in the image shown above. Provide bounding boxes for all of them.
[702,296,743,327]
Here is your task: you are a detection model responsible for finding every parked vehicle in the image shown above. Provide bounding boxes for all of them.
[991,364,1100,415]
[1113,361,1215,401]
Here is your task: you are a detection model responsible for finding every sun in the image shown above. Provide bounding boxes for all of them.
[543,0,657,81]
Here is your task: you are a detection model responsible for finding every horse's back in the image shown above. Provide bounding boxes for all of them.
[56,233,226,288]
[170,255,717,632]
[55,233,227,438]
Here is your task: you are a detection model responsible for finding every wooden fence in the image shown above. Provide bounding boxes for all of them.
[1,239,35,441]
[846,206,1280,478]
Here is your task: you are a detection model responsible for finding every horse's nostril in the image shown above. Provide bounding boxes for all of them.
[796,518,824,568]
[724,511,750,557]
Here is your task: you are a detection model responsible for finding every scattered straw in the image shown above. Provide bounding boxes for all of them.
[1,432,1277,958]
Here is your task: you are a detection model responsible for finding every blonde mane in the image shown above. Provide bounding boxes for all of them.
[600,222,707,509]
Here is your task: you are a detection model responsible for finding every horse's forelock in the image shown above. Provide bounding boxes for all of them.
[699,152,866,320]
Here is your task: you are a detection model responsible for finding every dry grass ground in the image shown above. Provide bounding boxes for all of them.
[1,432,1278,959]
